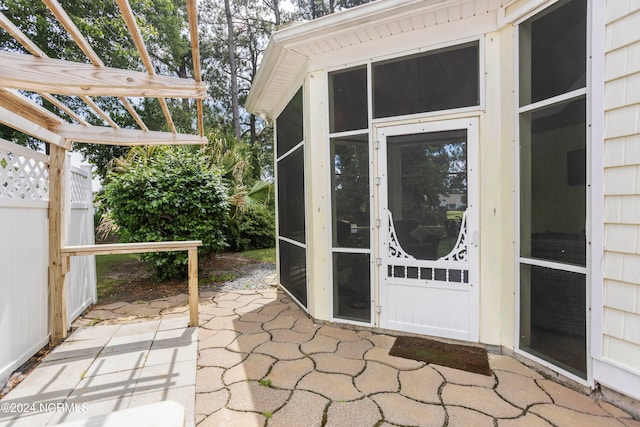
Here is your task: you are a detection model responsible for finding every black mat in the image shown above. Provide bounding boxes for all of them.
[389,335,492,376]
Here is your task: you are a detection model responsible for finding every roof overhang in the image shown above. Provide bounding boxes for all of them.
[247,0,508,120]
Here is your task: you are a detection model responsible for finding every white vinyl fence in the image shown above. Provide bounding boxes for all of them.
[0,139,96,387]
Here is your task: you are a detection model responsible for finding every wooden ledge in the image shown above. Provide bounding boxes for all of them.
[61,240,203,256]
[60,240,203,328]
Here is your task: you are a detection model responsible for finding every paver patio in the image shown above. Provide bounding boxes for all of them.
[2,272,640,426]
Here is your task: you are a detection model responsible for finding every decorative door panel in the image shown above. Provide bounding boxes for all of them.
[378,119,479,341]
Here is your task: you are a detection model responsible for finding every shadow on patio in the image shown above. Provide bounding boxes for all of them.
[0,318,197,427]
[195,289,637,427]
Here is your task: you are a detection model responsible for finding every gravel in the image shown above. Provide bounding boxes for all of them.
[201,262,276,292]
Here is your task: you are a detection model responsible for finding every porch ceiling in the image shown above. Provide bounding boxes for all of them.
[247,0,505,120]
[0,0,207,147]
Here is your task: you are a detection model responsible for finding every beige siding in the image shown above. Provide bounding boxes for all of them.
[602,1,640,373]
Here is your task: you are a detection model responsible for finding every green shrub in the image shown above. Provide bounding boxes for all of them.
[227,206,275,252]
[103,148,229,280]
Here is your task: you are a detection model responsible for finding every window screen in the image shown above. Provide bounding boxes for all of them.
[373,42,479,118]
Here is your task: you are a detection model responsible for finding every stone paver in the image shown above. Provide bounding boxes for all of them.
[372,393,446,427]
[226,381,290,412]
[538,379,611,416]
[6,280,639,427]
[222,353,274,384]
[494,370,552,409]
[269,390,328,427]
[311,352,366,376]
[530,403,629,427]
[447,406,495,427]
[266,358,315,389]
[326,397,382,427]
[399,365,443,403]
[298,371,364,401]
[441,383,523,418]
[355,361,400,394]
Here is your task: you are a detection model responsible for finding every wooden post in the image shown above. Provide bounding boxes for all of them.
[188,248,199,327]
[48,144,68,345]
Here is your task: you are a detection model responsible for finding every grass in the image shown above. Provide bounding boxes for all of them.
[94,249,275,299]
[96,253,139,284]
[258,378,272,387]
[95,253,139,300]
[242,247,276,263]
[204,272,237,285]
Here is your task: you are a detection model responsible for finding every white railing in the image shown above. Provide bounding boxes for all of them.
[0,139,96,387]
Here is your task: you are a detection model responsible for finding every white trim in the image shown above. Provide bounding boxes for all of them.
[368,61,377,328]
[593,359,640,401]
[519,257,588,275]
[328,129,369,139]
[331,247,371,255]
[0,198,48,208]
[514,0,592,385]
[372,105,485,126]
[278,283,310,315]
[276,140,305,163]
[589,0,605,363]
[517,87,588,114]
[515,348,590,386]
[0,138,49,163]
[500,0,563,26]
[514,13,523,356]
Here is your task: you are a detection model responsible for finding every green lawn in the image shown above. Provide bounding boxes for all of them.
[95,253,139,300]
[96,253,139,285]
[242,247,276,263]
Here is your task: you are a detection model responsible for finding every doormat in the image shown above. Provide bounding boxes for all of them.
[389,336,492,376]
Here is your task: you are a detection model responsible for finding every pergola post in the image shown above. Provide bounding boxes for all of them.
[188,248,199,327]
[48,143,68,345]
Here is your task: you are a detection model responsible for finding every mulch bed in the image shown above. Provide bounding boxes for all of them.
[389,335,492,376]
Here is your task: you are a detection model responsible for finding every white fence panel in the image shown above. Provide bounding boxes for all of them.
[0,140,50,387]
[0,139,96,387]
[66,165,96,324]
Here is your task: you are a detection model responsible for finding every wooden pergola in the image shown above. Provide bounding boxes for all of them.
[0,0,208,344]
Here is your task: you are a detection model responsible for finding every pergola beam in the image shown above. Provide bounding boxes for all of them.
[0,88,64,129]
[55,123,207,146]
[0,11,116,128]
[116,0,177,133]
[0,52,206,99]
[43,0,149,131]
[186,0,205,137]
[0,105,67,148]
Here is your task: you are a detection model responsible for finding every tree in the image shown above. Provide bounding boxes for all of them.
[224,0,241,138]
[102,146,229,279]
[293,0,372,19]
[0,0,198,174]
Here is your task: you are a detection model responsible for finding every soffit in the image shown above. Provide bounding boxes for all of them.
[247,0,505,119]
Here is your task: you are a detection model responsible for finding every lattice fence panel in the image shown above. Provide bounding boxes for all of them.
[70,169,89,204]
[0,148,49,200]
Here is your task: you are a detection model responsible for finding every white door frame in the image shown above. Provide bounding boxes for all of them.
[376,118,479,341]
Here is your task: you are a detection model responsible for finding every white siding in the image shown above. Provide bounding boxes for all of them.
[601,0,640,389]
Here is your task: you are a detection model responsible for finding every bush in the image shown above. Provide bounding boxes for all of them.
[227,206,275,252]
[103,148,229,280]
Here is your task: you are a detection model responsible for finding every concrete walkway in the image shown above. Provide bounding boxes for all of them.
[2,278,640,426]
[0,318,197,426]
